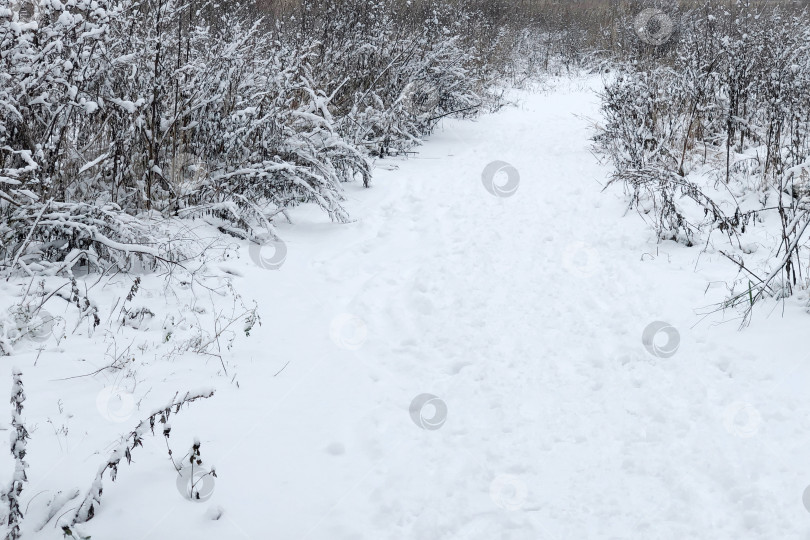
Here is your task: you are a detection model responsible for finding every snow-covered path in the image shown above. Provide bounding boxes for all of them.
[78,79,810,539]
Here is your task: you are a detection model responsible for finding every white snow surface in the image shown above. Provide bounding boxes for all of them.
[3,77,810,539]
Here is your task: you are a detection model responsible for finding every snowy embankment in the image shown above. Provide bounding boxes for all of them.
[3,77,810,539]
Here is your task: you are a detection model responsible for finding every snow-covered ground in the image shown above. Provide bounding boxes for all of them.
[4,77,810,539]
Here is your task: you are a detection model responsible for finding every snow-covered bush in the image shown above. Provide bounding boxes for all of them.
[2,369,28,540]
[1,0,552,274]
[594,2,810,322]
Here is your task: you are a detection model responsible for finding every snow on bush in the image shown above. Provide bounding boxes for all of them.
[593,2,810,323]
[1,0,566,275]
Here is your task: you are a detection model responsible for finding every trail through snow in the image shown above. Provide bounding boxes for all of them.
[41,78,810,539]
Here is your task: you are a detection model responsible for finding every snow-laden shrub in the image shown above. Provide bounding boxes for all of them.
[0,0,368,273]
[280,0,486,157]
[593,2,810,322]
[0,0,526,274]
